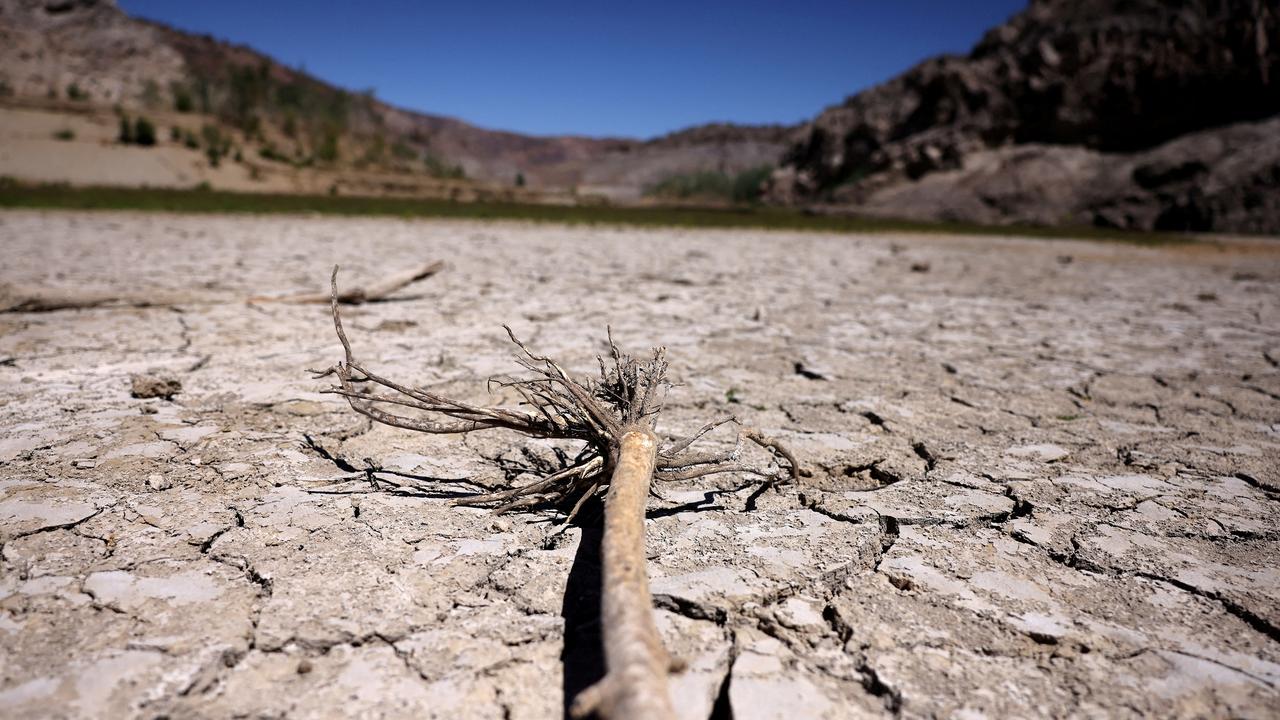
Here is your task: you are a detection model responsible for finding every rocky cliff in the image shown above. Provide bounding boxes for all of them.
[772,0,1280,233]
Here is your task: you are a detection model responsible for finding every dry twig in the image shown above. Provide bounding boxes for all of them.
[317,266,796,720]
[249,260,444,305]
[0,260,443,313]
[0,286,212,312]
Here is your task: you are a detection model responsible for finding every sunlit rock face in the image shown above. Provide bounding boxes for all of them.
[773,0,1280,234]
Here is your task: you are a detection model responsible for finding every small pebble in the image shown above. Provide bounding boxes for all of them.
[130,373,182,400]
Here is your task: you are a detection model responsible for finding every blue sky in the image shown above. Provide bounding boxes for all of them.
[120,1,1027,139]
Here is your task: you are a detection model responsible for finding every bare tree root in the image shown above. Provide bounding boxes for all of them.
[317,266,798,719]
[0,260,443,313]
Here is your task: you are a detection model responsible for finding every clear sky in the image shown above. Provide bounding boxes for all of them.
[119,0,1027,139]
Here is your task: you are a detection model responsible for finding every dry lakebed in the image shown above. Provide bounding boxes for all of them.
[0,210,1278,719]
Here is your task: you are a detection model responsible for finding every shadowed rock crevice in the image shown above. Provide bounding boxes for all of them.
[706,644,735,720]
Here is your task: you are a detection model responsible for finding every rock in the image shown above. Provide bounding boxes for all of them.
[130,373,181,400]
[146,473,170,491]
[1006,443,1070,463]
[848,117,1280,233]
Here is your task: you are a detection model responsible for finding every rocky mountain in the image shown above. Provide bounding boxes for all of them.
[0,0,787,195]
[770,0,1280,233]
[4,0,1277,232]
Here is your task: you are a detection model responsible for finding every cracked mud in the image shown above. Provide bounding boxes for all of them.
[1,211,1278,719]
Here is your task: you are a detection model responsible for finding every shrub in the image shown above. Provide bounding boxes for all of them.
[133,117,157,147]
[201,124,230,166]
[646,170,732,200]
[118,116,134,144]
[258,143,288,163]
[183,130,199,150]
[66,83,88,101]
[53,128,75,141]
[515,172,526,187]
[315,129,340,164]
[172,83,193,113]
[171,126,182,142]
[731,165,773,204]
[227,64,269,131]
[646,165,774,204]
[240,115,261,140]
[424,153,465,180]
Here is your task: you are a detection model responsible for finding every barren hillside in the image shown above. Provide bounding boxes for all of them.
[769,0,1280,233]
[0,0,789,196]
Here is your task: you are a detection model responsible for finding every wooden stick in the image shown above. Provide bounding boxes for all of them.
[314,267,800,719]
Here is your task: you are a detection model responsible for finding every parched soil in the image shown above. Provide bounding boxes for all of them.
[0,210,1278,719]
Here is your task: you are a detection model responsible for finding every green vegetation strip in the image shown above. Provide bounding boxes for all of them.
[0,182,1186,244]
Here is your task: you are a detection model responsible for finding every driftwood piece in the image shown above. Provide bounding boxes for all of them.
[0,287,215,313]
[317,266,798,720]
[569,428,675,719]
[0,260,444,313]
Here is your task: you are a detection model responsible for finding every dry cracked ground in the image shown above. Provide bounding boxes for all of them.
[0,210,1278,719]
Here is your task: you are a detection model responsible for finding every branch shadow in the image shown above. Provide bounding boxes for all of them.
[561,495,605,719]
[646,490,725,519]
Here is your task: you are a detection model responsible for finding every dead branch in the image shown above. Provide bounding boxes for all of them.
[0,286,217,312]
[0,260,443,313]
[569,429,675,720]
[249,260,444,305]
[318,265,798,720]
